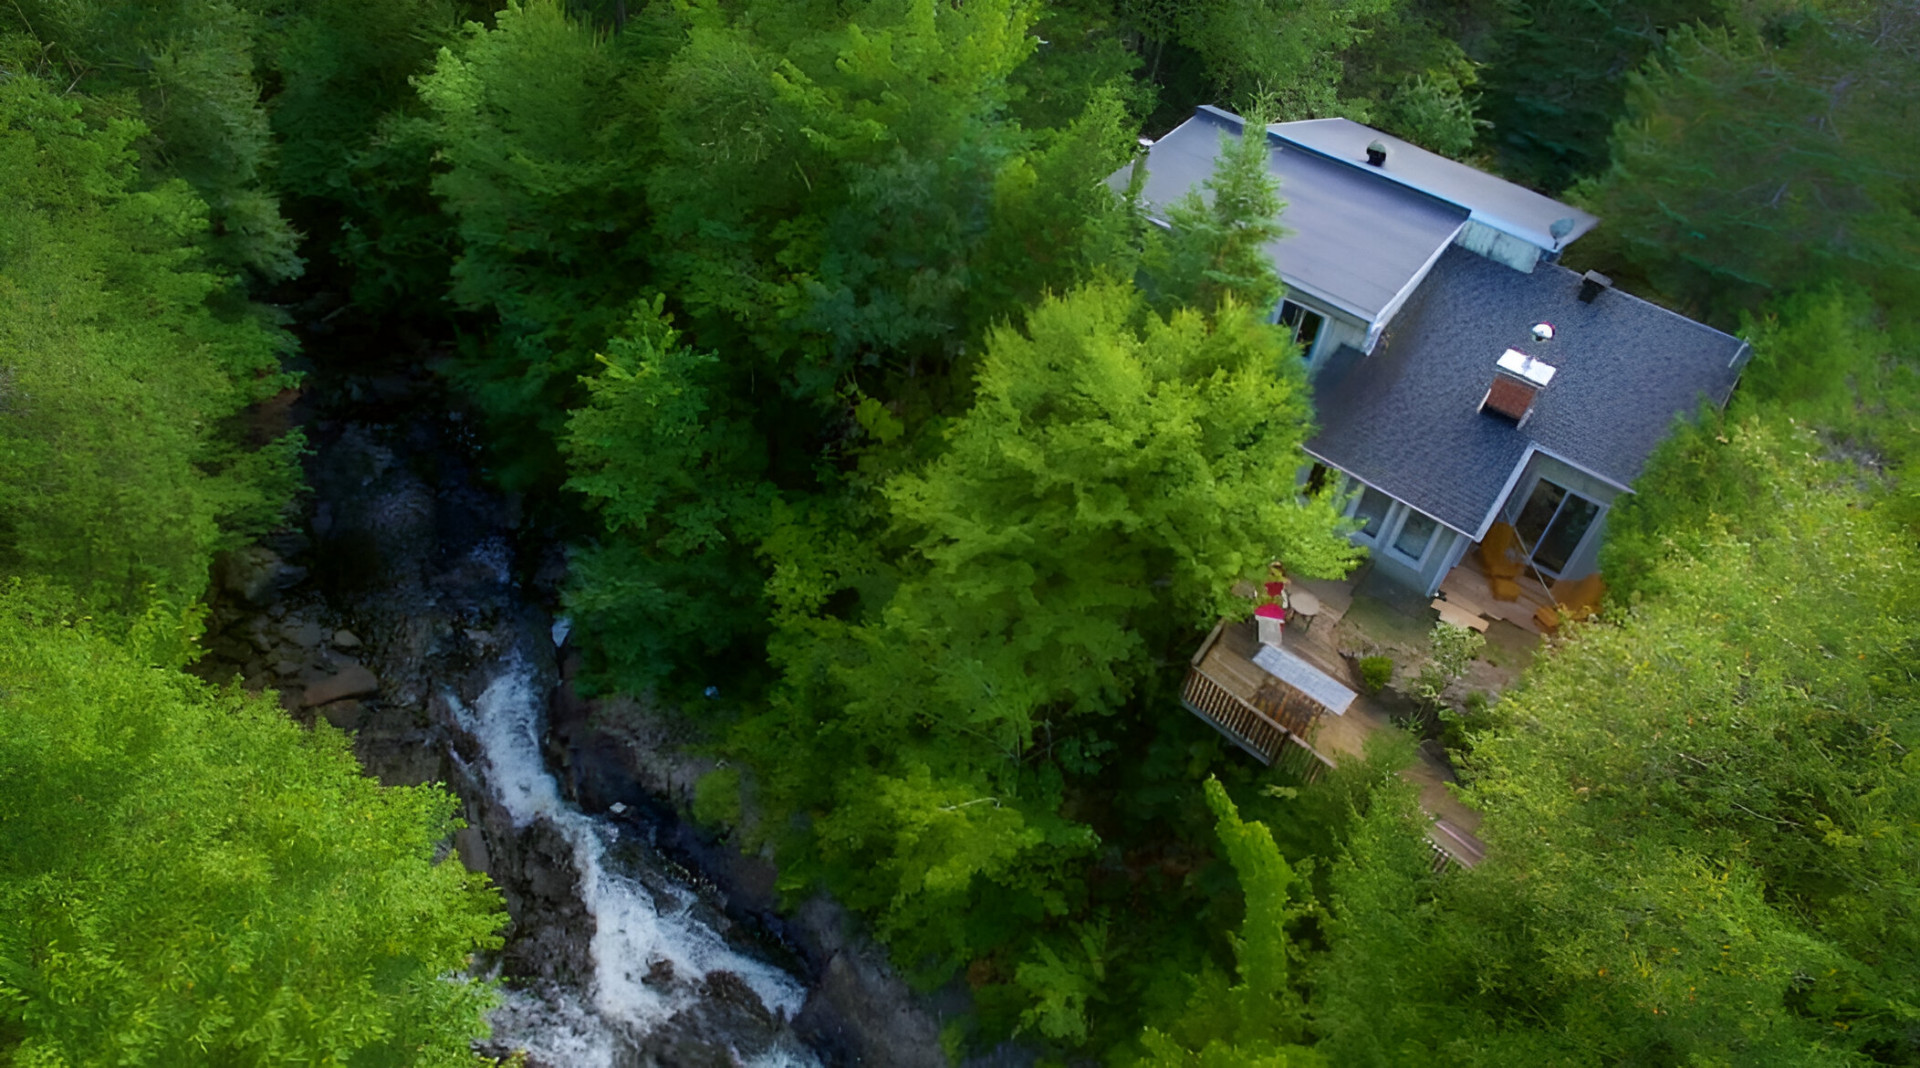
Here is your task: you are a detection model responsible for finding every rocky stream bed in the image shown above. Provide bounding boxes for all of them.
[189,313,991,1067]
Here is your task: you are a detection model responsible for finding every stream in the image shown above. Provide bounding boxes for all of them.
[452,647,814,1067]
[193,307,961,1066]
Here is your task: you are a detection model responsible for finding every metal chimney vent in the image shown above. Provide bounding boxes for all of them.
[1578,270,1613,304]
[1366,140,1387,167]
[1481,348,1556,425]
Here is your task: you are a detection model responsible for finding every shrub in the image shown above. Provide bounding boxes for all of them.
[1358,656,1394,694]
[1415,623,1485,709]
[693,765,744,831]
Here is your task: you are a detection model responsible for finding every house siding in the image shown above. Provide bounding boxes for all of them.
[1337,475,1467,596]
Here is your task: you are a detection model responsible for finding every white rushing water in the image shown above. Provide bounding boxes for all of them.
[452,656,816,1067]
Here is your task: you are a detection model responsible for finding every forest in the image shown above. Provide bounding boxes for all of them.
[0,0,1915,1064]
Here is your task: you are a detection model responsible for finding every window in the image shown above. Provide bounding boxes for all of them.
[1513,478,1603,577]
[1352,486,1392,537]
[1278,300,1324,360]
[1392,509,1439,562]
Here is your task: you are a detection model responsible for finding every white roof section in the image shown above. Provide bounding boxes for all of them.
[1119,107,1469,326]
[1269,118,1600,252]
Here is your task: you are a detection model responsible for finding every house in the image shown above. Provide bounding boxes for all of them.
[1119,106,1750,601]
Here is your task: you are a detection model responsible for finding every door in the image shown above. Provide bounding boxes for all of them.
[1510,478,1601,578]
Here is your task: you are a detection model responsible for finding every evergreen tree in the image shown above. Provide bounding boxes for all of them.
[1571,6,1920,315]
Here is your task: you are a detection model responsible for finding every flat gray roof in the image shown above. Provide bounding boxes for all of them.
[1308,247,1748,537]
[1119,107,1468,324]
[1270,118,1599,252]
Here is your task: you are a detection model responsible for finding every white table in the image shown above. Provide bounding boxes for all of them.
[1287,589,1322,633]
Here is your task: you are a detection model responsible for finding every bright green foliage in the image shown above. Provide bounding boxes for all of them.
[1479,0,1729,191]
[843,281,1353,759]
[1602,282,1920,601]
[1315,418,1920,1064]
[563,300,779,692]
[1143,116,1286,316]
[730,281,1354,1003]
[3,1,303,282]
[0,589,504,1065]
[1413,622,1483,709]
[1309,779,1467,1064]
[1357,656,1394,694]
[0,74,299,620]
[1571,8,1920,314]
[1136,779,1322,1066]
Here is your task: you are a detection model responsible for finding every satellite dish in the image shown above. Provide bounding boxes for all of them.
[1549,217,1576,249]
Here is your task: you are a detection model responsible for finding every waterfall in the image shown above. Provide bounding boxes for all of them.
[452,657,817,1067]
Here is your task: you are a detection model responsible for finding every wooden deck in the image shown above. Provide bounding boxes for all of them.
[1182,620,1341,782]
[1180,607,1492,872]
[1435,548,1553,636]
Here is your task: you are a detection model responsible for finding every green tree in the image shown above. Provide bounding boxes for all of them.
[1570,7,1920,315]
[2,1,304,283]
[731,281,1355,1002]
[0,73,299,621]
[1314,417,1920,1065]
[1142,112,1287,316]
[1479,0,1731,192]
[416,0,654,486]
[1136,778,1323,1066]
[0,588,505,1065]
[562,299,779,692]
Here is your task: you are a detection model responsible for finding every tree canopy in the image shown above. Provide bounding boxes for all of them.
[0,588,504,1065]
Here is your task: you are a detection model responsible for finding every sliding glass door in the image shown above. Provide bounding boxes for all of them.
[1511,478,1601,577]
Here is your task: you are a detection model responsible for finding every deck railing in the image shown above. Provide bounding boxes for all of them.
[1180,668,1336,783]
[1181,669,1288,762]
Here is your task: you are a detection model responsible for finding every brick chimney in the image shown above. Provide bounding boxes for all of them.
[1480,348,1556,426]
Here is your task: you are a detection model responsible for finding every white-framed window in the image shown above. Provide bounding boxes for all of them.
[1339,477,1443,568]
[1389,508,1439,565]
[1350,485,1392,540]
[1278,300,1325,361]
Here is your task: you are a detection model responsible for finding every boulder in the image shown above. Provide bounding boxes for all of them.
[317,699,366,731]
[303,663,380,706]
[332,629,362,649]
[282,619,329,649]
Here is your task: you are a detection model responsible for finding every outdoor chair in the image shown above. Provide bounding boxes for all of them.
[1476,521,1526,601]
[1534,572,1606,634]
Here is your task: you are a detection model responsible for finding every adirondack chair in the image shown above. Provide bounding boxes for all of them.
[1534,572,1606,634]
[1476,521,1526,601]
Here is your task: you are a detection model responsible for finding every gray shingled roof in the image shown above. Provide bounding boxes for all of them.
[1269,118,1599,252]
[1307,247,1749,537]
[1119,107,1468,323]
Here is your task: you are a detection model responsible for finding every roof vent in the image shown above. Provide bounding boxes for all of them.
[1578,270,1612,304]
[1480,348,1557,426]
[1531,322,1554,342]
[1365,140,1387,167]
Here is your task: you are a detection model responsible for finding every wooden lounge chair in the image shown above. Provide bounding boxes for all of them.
[1534,572,1606,634]
[1476,522,1525,602]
